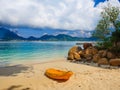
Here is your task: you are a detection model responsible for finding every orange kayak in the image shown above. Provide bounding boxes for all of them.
[45,68,73,80]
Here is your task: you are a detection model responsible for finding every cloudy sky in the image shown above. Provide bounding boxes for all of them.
[0,0,120,37]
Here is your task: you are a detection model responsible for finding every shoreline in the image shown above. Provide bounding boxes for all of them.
[0,57,67,67]
[0,59,120,90]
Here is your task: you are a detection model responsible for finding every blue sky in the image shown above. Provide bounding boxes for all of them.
[94,0,106,6]
[0,0,120,37]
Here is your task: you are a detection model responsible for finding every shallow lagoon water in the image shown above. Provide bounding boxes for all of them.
[0,41,95,66]
[0,41,81,65]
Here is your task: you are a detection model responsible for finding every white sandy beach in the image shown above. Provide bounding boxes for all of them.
[0,59,120,90]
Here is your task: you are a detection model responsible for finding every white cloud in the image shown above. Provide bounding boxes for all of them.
[42,33,48,35]
[76,30,92,37]
[0,0,120,31]
[97,0,120,7]
[54,31,69,36]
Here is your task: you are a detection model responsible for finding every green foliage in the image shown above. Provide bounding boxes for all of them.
[111,29,120,43]
[93,4,120,50]
[96,37,113,50]
[93,18,110,40]
[102,4,119,23]
[116,20,120,31]
[93,4,120,41]
[110,46,120,52]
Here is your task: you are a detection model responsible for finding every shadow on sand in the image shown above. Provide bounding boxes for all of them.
[0,64,30,76]
[44,73,71,83]
[6,85,31,90]
[70,61,119,69]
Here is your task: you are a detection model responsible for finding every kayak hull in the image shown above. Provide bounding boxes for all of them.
[45,68,73,80]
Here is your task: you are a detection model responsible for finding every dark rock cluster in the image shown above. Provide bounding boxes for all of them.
[67,43,120,67]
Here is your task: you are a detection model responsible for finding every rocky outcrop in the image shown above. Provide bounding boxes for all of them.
[109,59,120,66]
[83,43,93,49]
[98,58,109,66]
[74,52,81,60]
[85,47,93,55]
[67,46,82,60]
[85,47,98,55]
[67,43,120,67]
[67,54,74,60]
[98,50,107,58]
[93,54,101,63]
[107,52,116,59]
[68,46,82,54]
[84,54,93,62]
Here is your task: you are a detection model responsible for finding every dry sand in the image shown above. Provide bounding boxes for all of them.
[0,60,120,90]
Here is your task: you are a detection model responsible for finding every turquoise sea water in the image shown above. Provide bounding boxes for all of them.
[0,41,96,66]
[0,41,84,65]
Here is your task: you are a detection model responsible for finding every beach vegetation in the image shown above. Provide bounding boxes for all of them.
[93,4,120,52]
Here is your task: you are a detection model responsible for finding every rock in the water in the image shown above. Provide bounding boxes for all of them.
[107,52,116,59]
[83,43,92,49]
[98,58,109,66]
[93,54,101,63]
[109,59,120,66]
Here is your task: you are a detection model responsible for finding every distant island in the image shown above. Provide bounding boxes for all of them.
[0,27,98,41]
